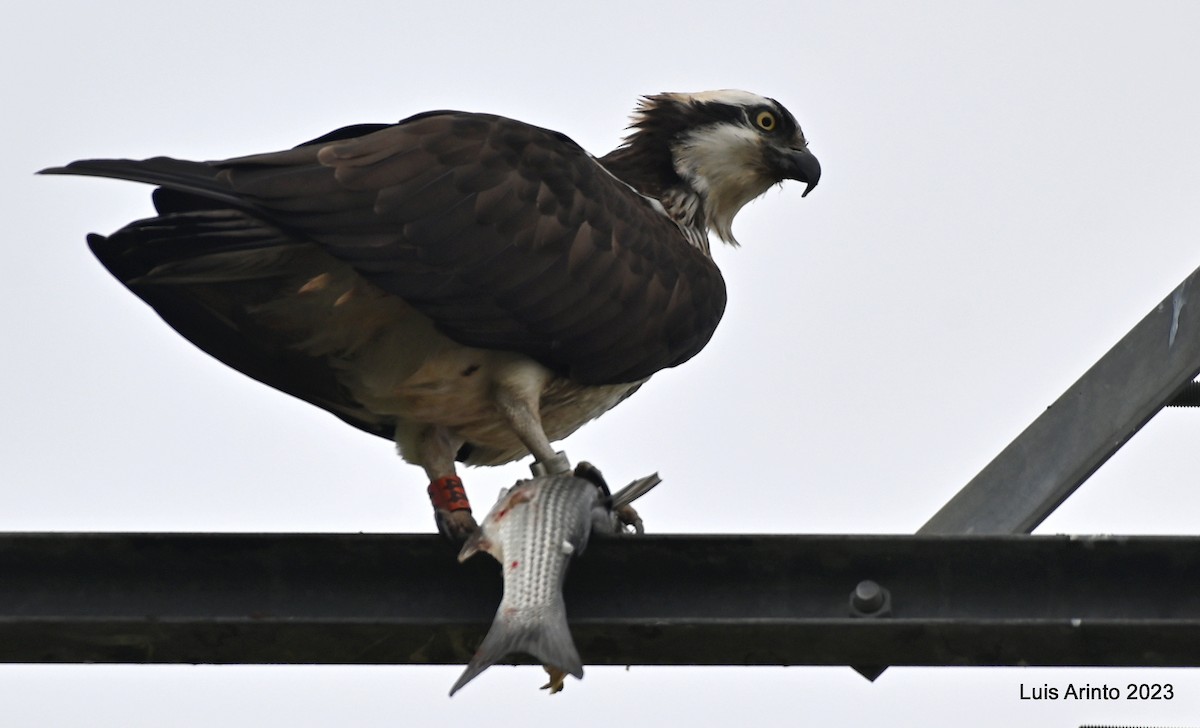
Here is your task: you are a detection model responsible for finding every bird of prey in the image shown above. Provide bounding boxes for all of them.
[42,89,820,538]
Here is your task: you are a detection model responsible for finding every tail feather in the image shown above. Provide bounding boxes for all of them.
[449,603,582,696]
[39,158,251,212]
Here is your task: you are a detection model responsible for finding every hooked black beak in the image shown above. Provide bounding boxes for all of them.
[774,147,821,197]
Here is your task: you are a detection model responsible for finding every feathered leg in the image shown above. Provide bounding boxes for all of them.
[492,364,571,476]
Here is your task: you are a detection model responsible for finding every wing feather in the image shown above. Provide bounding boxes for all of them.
[53,111,727,385]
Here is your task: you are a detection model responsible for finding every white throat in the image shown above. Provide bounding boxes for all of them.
[671,123,774,246]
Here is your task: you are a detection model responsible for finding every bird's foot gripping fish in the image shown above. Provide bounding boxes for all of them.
[449,463,659,696]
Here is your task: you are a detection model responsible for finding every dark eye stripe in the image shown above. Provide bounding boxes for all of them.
[763,99,801,137]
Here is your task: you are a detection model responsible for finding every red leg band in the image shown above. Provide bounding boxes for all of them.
[428,475,471,512]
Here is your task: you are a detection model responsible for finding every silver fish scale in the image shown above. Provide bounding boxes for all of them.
[450,472,610,695]
[492,476,596,618]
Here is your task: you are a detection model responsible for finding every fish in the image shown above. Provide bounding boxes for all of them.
[449,465,660,696]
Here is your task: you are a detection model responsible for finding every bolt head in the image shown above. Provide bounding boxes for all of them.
[849,579,891,617]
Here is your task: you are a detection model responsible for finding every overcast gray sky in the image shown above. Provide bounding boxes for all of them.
[4,1,1200,725]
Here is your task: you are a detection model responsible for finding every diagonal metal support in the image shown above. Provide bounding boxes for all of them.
[2,532,1199,668]
[921,264,1200,535]
[851,265,1200,682]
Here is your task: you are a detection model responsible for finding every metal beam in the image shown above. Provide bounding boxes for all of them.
[3,532,1198,667]
[921,265,1200,535]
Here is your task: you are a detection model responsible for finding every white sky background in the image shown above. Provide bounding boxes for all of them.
[3,0,1200,725]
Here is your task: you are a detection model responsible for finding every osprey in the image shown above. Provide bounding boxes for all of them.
[42,90,820,538]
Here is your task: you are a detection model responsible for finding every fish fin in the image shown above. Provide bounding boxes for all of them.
[608,473,662,509]
[457,531,490,563]
[448,601,583,696]
[540,666,568,694]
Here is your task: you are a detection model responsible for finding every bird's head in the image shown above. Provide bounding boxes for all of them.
[604,89,820,246]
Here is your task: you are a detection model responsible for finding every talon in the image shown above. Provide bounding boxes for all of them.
[614,504,644,535]
[434,508,478,541]
[573,461,610,497]
[428,475,476,540]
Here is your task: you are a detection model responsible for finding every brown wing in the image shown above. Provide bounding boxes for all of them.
[45,111,727,385]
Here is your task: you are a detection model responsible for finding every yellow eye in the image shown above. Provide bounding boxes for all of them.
[755,110,777,131]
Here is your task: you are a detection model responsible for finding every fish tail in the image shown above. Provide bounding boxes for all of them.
[448,601,582,696]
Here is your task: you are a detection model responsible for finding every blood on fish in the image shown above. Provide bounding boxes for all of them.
[451,473,622,696]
